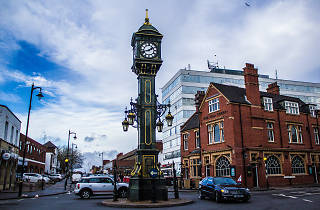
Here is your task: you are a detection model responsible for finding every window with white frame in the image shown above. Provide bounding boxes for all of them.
[183,133,189,150]
[267,122,275,142]
[195,130,200,148]
[10,126,14,144]
[314,128,319,145]
[291,155,305,174]
[288,124,303,143]
[15,130,19,146]
[265,155,282,175]
[208,121,224,144]
[309,105,316,117]
[285,101,299,115]
[208,97,219,113]
[215,156,230,177]
[264,97,273,111]
[4,121,8,141]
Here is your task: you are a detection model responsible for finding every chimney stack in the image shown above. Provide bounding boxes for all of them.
[243,63,260,106]
[195,91,205,112]
[267,82,280,95]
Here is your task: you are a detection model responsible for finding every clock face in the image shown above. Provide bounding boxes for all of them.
[140,42,157,58]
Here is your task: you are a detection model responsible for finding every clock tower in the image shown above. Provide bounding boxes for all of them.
[127,9,168,202]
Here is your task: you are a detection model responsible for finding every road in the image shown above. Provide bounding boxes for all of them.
[0,187,319,210]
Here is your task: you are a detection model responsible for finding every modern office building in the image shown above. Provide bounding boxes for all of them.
[161,64,320,175]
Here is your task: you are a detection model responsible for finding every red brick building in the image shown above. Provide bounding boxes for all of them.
[19,134,46,174]
[181,63,320,188]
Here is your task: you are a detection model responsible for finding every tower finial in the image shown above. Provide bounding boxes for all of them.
[144,9,150,25]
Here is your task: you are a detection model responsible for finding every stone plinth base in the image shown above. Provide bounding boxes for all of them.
[128,177,168,201]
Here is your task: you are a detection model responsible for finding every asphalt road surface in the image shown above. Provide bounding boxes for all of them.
[0,187,319,210]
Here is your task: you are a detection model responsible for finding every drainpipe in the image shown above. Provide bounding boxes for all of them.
[306,112,313,149]
[277,110,283,148]
[198,111,202,179]
[238,104,247,187]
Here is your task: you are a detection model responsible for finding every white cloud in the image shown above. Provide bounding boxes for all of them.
[1,0,320,166]
[0,91,21,103]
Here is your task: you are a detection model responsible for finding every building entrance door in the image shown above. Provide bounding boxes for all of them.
[312,164,318,184]
[252,164,259,188]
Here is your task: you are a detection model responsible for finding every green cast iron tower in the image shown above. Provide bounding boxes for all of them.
[127,9,168,201]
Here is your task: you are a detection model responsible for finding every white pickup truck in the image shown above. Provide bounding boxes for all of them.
[74,176,129,199]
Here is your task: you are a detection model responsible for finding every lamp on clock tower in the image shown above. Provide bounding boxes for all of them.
[123,9,173,202]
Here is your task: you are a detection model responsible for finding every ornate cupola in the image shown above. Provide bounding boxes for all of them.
[131,9,163,76]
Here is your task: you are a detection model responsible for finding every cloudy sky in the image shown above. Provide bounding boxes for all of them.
[1,0,320,168]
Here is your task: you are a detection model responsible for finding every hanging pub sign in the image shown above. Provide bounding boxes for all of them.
[2,153,10,160]
[230,165,236,177]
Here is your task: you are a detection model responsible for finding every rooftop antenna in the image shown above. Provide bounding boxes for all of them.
[275,69,278,80]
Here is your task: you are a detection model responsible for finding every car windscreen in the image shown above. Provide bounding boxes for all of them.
[213,177,237,185]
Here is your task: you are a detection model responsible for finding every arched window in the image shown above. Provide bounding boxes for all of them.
[291,156,305,174]
[215,156,230,177]
[266,155,281,175]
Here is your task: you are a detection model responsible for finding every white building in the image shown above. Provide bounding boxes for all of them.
[161,65,320,175]
[0,105,21,190]
[44,141,59,174]
[0,105,21,147]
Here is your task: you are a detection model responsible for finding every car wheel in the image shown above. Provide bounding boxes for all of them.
[80,189,91,199]
[118,188,128,198]
[215,191,221,203]
[199,190,205,200]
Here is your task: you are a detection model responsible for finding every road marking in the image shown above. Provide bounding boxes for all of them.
[272,194,297,199]
[286,196,298,199]
[290,191,305,194]
[303,199,313,203]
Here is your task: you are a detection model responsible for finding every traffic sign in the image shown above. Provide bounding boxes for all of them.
[149,168,158,178]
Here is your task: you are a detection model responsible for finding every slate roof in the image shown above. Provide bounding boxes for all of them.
[43,141,57,148]
[180,112,199,132]
[211,83,310,113]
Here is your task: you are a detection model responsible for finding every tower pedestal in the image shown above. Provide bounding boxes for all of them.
[128,177,168,202]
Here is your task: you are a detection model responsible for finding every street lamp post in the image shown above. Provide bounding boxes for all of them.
[64,130,77,190]
[18,83,44,197]
[99,152,104,172]
[70,143,77,181]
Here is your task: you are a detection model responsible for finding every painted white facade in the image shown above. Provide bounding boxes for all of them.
[0,105,21,148]
[45,147,59,174]
[161,68,320,174]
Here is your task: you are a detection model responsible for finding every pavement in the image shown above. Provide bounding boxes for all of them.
[0,179,70,200]
[101,198,194,208]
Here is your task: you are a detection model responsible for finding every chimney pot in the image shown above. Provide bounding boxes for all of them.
[243,63,260,106]
[267,82,280,95]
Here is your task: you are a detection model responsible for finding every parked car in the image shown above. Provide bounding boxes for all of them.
[72,173,82,183]
[74,176,129,199]
[41,174,52,183]
[199,177,250,202]
[49,174,63,181]
[23,173,43,183]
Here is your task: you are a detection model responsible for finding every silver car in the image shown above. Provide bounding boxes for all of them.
[74,176,129,199]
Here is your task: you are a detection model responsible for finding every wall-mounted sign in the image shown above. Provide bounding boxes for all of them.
[2,153,10,160]
[230,165,236,177]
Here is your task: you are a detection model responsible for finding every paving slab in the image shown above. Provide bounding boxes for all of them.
[101,198,193,208]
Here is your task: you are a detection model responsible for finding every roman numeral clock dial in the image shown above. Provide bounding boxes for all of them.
[140,42,157,58]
